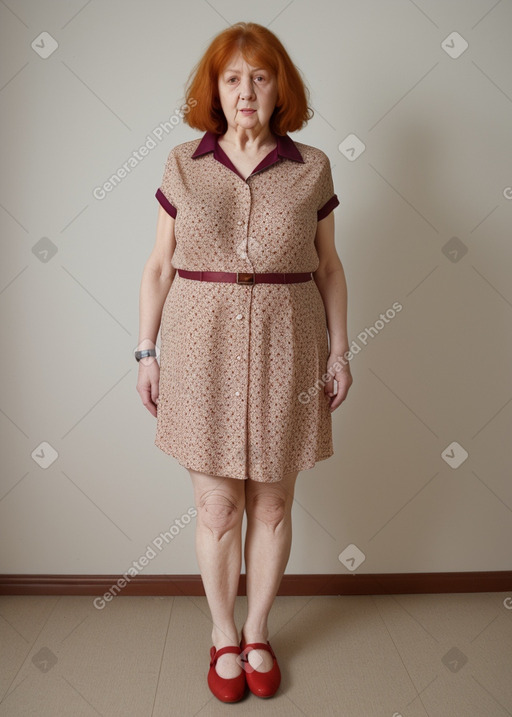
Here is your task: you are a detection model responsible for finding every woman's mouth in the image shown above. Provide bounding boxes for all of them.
[239,109,256,114]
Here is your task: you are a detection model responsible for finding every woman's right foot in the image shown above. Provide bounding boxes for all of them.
[211,631,243,679]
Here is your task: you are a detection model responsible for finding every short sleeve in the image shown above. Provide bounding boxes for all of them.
[155,149,178,218]
[316,156,339,221]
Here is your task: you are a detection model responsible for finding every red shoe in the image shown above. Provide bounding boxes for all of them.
[207,645,246,703]
[239,631,281,698]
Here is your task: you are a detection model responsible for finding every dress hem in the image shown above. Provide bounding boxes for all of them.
[154,438,334,482]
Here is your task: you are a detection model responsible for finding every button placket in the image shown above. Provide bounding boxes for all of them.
[234,308,245,396]
[233,189,254,475]
[236,216,247,259]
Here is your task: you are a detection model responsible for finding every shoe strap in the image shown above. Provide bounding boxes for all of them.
[241,641,276,660]
[210,645,241,667]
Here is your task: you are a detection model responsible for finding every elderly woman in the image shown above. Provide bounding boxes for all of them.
[136,22,352,703]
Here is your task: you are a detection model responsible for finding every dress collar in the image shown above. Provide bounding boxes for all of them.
[191,130,304,164]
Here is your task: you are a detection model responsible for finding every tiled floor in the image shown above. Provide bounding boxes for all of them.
[0,592,511,716]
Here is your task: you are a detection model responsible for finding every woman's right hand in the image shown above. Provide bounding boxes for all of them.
[136,359,160,417]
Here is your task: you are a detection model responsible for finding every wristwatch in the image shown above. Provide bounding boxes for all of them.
[134,348,157,362]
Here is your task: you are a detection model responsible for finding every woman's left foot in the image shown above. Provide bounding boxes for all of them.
[240,629,274,671]
[240,628,281,697]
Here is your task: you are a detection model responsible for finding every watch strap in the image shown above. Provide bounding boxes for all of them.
[135,348,157,362]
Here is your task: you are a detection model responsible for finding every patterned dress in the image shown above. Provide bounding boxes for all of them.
[154,130,339,482]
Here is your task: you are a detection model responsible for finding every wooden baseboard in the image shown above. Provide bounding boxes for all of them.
[0,572,510,598]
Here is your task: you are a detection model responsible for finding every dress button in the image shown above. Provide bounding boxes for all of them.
[236,313,243,320]
[235,391,240,396]
[237,220,243,226]
[236,355,241,360]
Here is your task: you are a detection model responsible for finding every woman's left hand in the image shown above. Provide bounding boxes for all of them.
[324,352,353,412]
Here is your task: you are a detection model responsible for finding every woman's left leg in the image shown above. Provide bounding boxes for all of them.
[242,469,299,670]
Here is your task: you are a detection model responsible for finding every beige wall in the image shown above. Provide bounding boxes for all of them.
[1,0,511,577]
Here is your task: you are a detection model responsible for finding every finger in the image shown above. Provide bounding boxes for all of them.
[139,385,158,416]
[330,384,349,410]
[324,374,335,396]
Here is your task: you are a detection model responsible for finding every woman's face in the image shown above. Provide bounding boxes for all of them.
[217,51,278,135]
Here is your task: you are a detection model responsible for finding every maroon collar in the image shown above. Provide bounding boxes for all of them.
[191,130,304,178]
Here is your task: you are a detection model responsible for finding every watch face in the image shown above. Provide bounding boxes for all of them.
[136,349,156,362]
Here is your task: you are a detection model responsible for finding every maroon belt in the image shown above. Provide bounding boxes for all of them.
[177,269,313,285]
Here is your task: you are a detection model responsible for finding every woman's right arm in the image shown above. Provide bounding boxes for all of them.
[136,205,176,417]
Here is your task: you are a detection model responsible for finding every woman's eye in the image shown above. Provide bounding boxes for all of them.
[225,74,267,84]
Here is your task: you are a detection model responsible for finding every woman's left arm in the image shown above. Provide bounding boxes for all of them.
[312,212,353,411]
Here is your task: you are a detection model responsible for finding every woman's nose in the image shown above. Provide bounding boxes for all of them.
[239,77,255,99]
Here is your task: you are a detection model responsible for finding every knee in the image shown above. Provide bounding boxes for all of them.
[246,489,288,530]
[196,489,243,538]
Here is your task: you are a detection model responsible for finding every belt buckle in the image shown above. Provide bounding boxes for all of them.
[236,272,255,285]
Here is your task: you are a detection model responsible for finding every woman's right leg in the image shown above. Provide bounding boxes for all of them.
[188,469,246,678]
